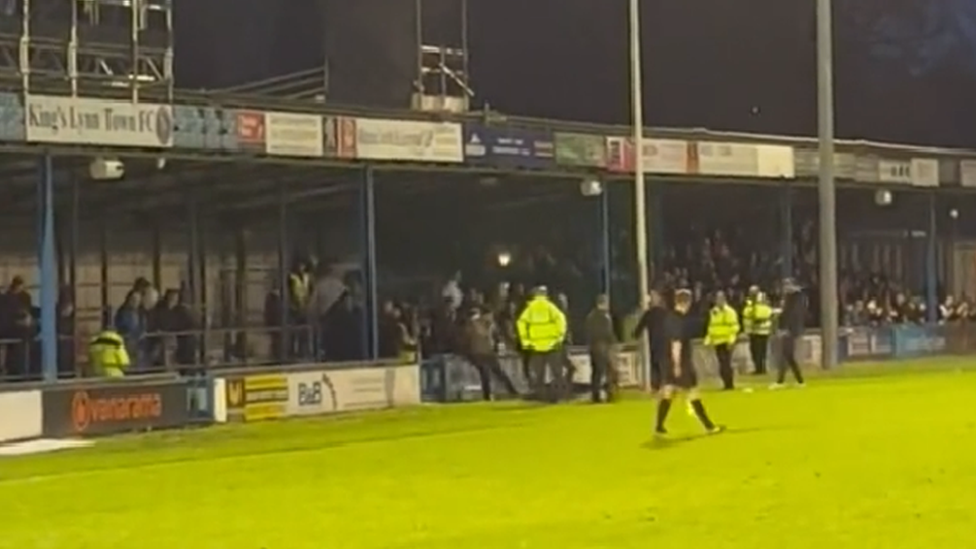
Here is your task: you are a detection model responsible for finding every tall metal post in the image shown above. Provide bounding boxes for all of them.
[186,191,202,362]
[781,182,794,279]
[925,193,938,323]
[816,0,839,369]
[598,188,612,297]
[361,166,379,360]
[38,153,58,381]
[629,0,652,388]
[277,182,290,363]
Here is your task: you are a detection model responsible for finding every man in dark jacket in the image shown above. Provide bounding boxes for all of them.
[585,294,618,403]
[464,307,517,400]
[632,289,667,392]
[773,278,806,388]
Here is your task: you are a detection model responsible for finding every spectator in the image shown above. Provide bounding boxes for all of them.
[114,291,146,371]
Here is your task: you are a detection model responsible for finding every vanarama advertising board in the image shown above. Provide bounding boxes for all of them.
[41,379,189,437]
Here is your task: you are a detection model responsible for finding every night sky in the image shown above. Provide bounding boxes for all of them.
[175,0,976,148]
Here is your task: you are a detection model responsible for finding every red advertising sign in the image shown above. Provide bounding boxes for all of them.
[236,110,266,148]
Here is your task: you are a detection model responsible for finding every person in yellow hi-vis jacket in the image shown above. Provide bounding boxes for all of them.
[89,329,131,378]
[742,291,773,375]
[705,291,740,390]
[517,286,568,402]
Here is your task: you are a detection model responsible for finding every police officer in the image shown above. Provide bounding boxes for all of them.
[585,294,618,403]
[705,291,740,390]
[773,278,806,388]
[743,291,774,375]
[516,286,568,402]
[88,327,131,378]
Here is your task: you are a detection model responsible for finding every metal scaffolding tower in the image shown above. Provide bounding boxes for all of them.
[0,0,173,100]
[412,0,472,113]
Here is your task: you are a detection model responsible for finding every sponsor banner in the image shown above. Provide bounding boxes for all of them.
[234,110,267,151]
[463,123,555,170]
[960,160,976,188]
[285,363,421,416]
[0,390,42,443]
[0,92,25,142]
[25,94,173,147]
[353,118,463,163]
[892,324,946,358]
[554,132,607,168]
[939,159,959,186]
[877,158,913,184]
[855,155,880,183]
[173,106,236,151]
[224,374,288,422]
[793,149,857,180]
[844,328,874,359]
[264,111,324,157]
[323,116,357,159]
[605,137,689,174]
[41,380,188,437]
[566,348,641,387]
[876,158,938,186]
[910,158,940,187]
[691,142,794,178]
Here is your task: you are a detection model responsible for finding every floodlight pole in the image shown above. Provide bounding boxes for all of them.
[817,0,839,369]
[629,0,652,388]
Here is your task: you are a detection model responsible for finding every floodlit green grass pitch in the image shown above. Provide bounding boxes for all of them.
[2,359,976,549]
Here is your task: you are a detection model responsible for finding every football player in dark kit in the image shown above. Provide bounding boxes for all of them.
[655,289,725,436]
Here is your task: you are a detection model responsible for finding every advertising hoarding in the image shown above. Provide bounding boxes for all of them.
[25,94,173,147]
[41,380,189,437]
[463,124,555,170]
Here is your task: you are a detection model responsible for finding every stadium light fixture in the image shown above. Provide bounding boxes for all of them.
[816,0,839,369]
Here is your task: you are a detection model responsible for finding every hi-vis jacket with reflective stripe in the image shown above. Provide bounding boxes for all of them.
[517,296,568,352]
[705,304,740,347]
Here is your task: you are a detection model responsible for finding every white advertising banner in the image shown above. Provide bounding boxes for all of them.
[264,111,324,157]
[605,136,689,174]
[354,118,463,163]
[25,94,174,147]
[910,158,939,187]
[694,142,794,178]
[877,159,912,184]
[0,390,42,443]
[960,160,976,187]
[284,363,421,417]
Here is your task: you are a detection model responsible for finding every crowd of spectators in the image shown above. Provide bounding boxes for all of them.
[3,213,976,381]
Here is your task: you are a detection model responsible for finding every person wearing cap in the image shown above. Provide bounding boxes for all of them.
[585,293,618,403]
[705,290,740,390]
[743,290,773,375]
[654,288,724,436]
[773,279,806,388]
[516,286,568,402]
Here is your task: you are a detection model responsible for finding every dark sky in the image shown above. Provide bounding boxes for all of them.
[175,0,976,148]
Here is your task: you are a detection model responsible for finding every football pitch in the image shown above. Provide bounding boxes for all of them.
[2,358,975,549]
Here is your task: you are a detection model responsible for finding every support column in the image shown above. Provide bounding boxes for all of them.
[361,166,379,360]
[186,191,203,363]
[277,182,290,364]
[99,218,110,328]
[37,154,58,381]
[649,183,665,280]
[597,187,612,297]
[925,192,938,323]
[780,183,794,279]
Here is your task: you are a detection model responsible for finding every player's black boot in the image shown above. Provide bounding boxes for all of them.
[654,398,672,435]
[690,399,724,434]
